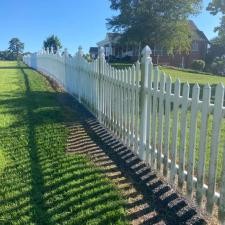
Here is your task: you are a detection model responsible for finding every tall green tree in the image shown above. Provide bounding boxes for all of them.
[206,37,225,68]
[206,0,225,71]
[207,1,225,43]
[8,38,24,59]
[107,0,203,55]
[43,35,62,53]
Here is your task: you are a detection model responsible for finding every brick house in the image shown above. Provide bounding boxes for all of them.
[96,20,209,68]
[89,47,98,59]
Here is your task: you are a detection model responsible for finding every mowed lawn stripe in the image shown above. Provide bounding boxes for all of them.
[0,61,128,225]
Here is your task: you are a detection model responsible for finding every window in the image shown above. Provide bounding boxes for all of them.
[192,41,199,52]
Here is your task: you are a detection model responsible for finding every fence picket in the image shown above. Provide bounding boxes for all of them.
[115,69,119,136]
[178,83,189,188]
[145,62,153,164]
[111,67,115,133]
[151,66,159,167]
[122,70,126,142]
[157,72,165,170]
[119,70,123,139]
[135,61,140,154]
[163,76,172,176]
[131,65,136,151]
[128,67,132,147]
[207,83,224,213]
[196,84,211,205]
[187,84,200,196]
[170,79,181,182]
[124,69,128,144]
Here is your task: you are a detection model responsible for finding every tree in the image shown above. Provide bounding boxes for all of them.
[206,1,225,72]
[192,59,205,71]
[207,1,225,43]
[0,51,13,60]
[206,37,225,66]
[207,0,225,15]
[210,56,225,75]
[8,38,24,59]
[43,35,62,53]
[107,0,203,55]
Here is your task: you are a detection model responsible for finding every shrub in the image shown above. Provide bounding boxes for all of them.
[191,60,205,71]
[210,56,225,75]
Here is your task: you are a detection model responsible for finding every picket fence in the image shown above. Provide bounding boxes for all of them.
[23,46,225,222]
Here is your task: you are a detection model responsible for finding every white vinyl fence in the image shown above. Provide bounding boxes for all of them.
[23,46,225,222]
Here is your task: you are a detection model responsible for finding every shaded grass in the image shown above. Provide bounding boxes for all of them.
[0,62,128,225]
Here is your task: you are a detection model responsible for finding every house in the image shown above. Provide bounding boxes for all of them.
[96,20,209,68]
[89,47,98,59]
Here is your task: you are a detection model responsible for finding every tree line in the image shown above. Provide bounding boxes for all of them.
[0,38,25,60]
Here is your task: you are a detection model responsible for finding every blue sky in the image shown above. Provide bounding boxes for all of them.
[0,0,221,54]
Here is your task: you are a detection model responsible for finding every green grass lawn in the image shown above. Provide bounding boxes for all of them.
[161,67,225,85]
[0,61,128,225]
[0,60,19,67]
[111,62,225,85]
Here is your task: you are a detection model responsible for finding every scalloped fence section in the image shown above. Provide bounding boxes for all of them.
[23,46,225,223]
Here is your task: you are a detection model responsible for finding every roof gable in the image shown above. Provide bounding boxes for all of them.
[189,20,209,42]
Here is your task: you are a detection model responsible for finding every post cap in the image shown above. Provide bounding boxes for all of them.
[141,45,152,57]
[64,48,68,57]
[78,46,83,56]
[141,45,152,61]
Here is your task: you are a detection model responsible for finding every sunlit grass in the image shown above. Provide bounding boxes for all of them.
[161,67,225,85]
[0,60,19,67]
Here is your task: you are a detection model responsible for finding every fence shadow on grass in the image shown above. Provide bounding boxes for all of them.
[23,68,51,224]
[0,66,28,69]
[62,93,206,225]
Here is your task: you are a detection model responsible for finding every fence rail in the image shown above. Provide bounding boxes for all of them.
[23,46,225,222]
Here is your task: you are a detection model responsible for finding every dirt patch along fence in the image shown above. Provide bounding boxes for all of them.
[24,46,225,223]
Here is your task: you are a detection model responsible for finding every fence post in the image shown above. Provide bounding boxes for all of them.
[139,46,152,160]
[98,47,105,122]
[77,46,83,103]
[63,48,69,89]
